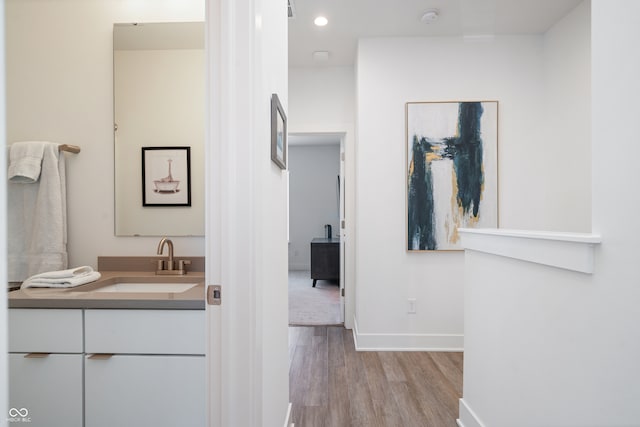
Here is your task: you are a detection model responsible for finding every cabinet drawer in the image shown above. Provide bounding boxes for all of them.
[85,354,205,427]
[9,353,83,427]
[85,309,205,355]
[9,309,83,353]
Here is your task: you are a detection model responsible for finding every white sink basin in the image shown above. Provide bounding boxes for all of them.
[92,282,199,293]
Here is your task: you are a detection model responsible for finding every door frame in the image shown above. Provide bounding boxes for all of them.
[286,127,355,329]
[204,0,222,424]
[0,2,8,419]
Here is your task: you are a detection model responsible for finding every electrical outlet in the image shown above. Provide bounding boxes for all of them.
[408,298,416,314]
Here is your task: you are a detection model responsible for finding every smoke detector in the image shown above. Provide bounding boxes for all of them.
[421,9,439,23]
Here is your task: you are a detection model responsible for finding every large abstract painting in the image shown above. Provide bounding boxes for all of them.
[406,101,498,251]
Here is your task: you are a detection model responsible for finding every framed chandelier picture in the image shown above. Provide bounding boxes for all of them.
[142,146,192,207]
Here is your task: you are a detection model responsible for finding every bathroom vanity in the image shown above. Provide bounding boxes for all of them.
[7,257,206,427]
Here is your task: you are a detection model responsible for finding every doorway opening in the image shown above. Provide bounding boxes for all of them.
[287,132,345,326]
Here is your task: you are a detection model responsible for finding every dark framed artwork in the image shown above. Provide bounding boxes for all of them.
[406,101,499,251]
[142,146,191,206]
[271,93,287,169]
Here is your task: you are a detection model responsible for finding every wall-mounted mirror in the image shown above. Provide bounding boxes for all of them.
[114,22,205,236]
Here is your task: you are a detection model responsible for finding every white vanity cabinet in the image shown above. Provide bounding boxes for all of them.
[84,309,206,427]
[8,308,205,427]
[8,309,84,427]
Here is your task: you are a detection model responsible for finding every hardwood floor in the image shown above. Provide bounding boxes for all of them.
[289,326,463,427]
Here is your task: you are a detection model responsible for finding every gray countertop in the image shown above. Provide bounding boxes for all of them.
[8,271,205,310]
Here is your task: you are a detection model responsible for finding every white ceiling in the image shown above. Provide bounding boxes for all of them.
[288,0,583,67]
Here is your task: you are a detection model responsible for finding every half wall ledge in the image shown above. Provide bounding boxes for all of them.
[458,228,602,274]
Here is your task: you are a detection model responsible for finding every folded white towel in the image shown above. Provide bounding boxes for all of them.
[8,141,49,183]
[21,266,101,289]
[27,265,93,280]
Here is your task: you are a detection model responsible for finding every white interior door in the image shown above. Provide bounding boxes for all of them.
[205,0,291,424]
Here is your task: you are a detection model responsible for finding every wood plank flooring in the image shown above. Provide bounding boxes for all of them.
[289,326,463,427]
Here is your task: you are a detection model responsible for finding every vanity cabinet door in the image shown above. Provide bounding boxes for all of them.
[8,309,83,427]
[84,309,205,355]
[9,309,83,353]
[9,353,83,427]
[85,354,206,427]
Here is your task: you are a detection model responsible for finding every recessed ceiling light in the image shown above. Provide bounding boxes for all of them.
[314,16,328,27]
[421,9,439,24]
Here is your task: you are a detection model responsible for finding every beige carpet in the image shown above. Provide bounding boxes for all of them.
[288,270,341,325]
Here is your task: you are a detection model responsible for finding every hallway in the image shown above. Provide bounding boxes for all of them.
[289,326,463,426]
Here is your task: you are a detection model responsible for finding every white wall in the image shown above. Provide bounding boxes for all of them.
[288,144,340,270]
[541,1,591,232]
[459,2,640,426]
[460,246,601,427]
[355,35,551,349]
[5,0,205,270]
[289,67,355,128]
[589,0,640,420]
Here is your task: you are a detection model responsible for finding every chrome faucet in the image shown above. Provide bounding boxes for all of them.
[156,237,190,275]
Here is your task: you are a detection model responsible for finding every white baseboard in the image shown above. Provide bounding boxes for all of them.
[457,399,486,427]
[352,317,464,351]
[283,402,293,427]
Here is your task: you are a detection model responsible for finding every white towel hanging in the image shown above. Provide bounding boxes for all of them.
[7,141,47,183]
[7,141,68,281]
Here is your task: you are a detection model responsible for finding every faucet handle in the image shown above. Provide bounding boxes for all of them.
[177,259,191,272]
